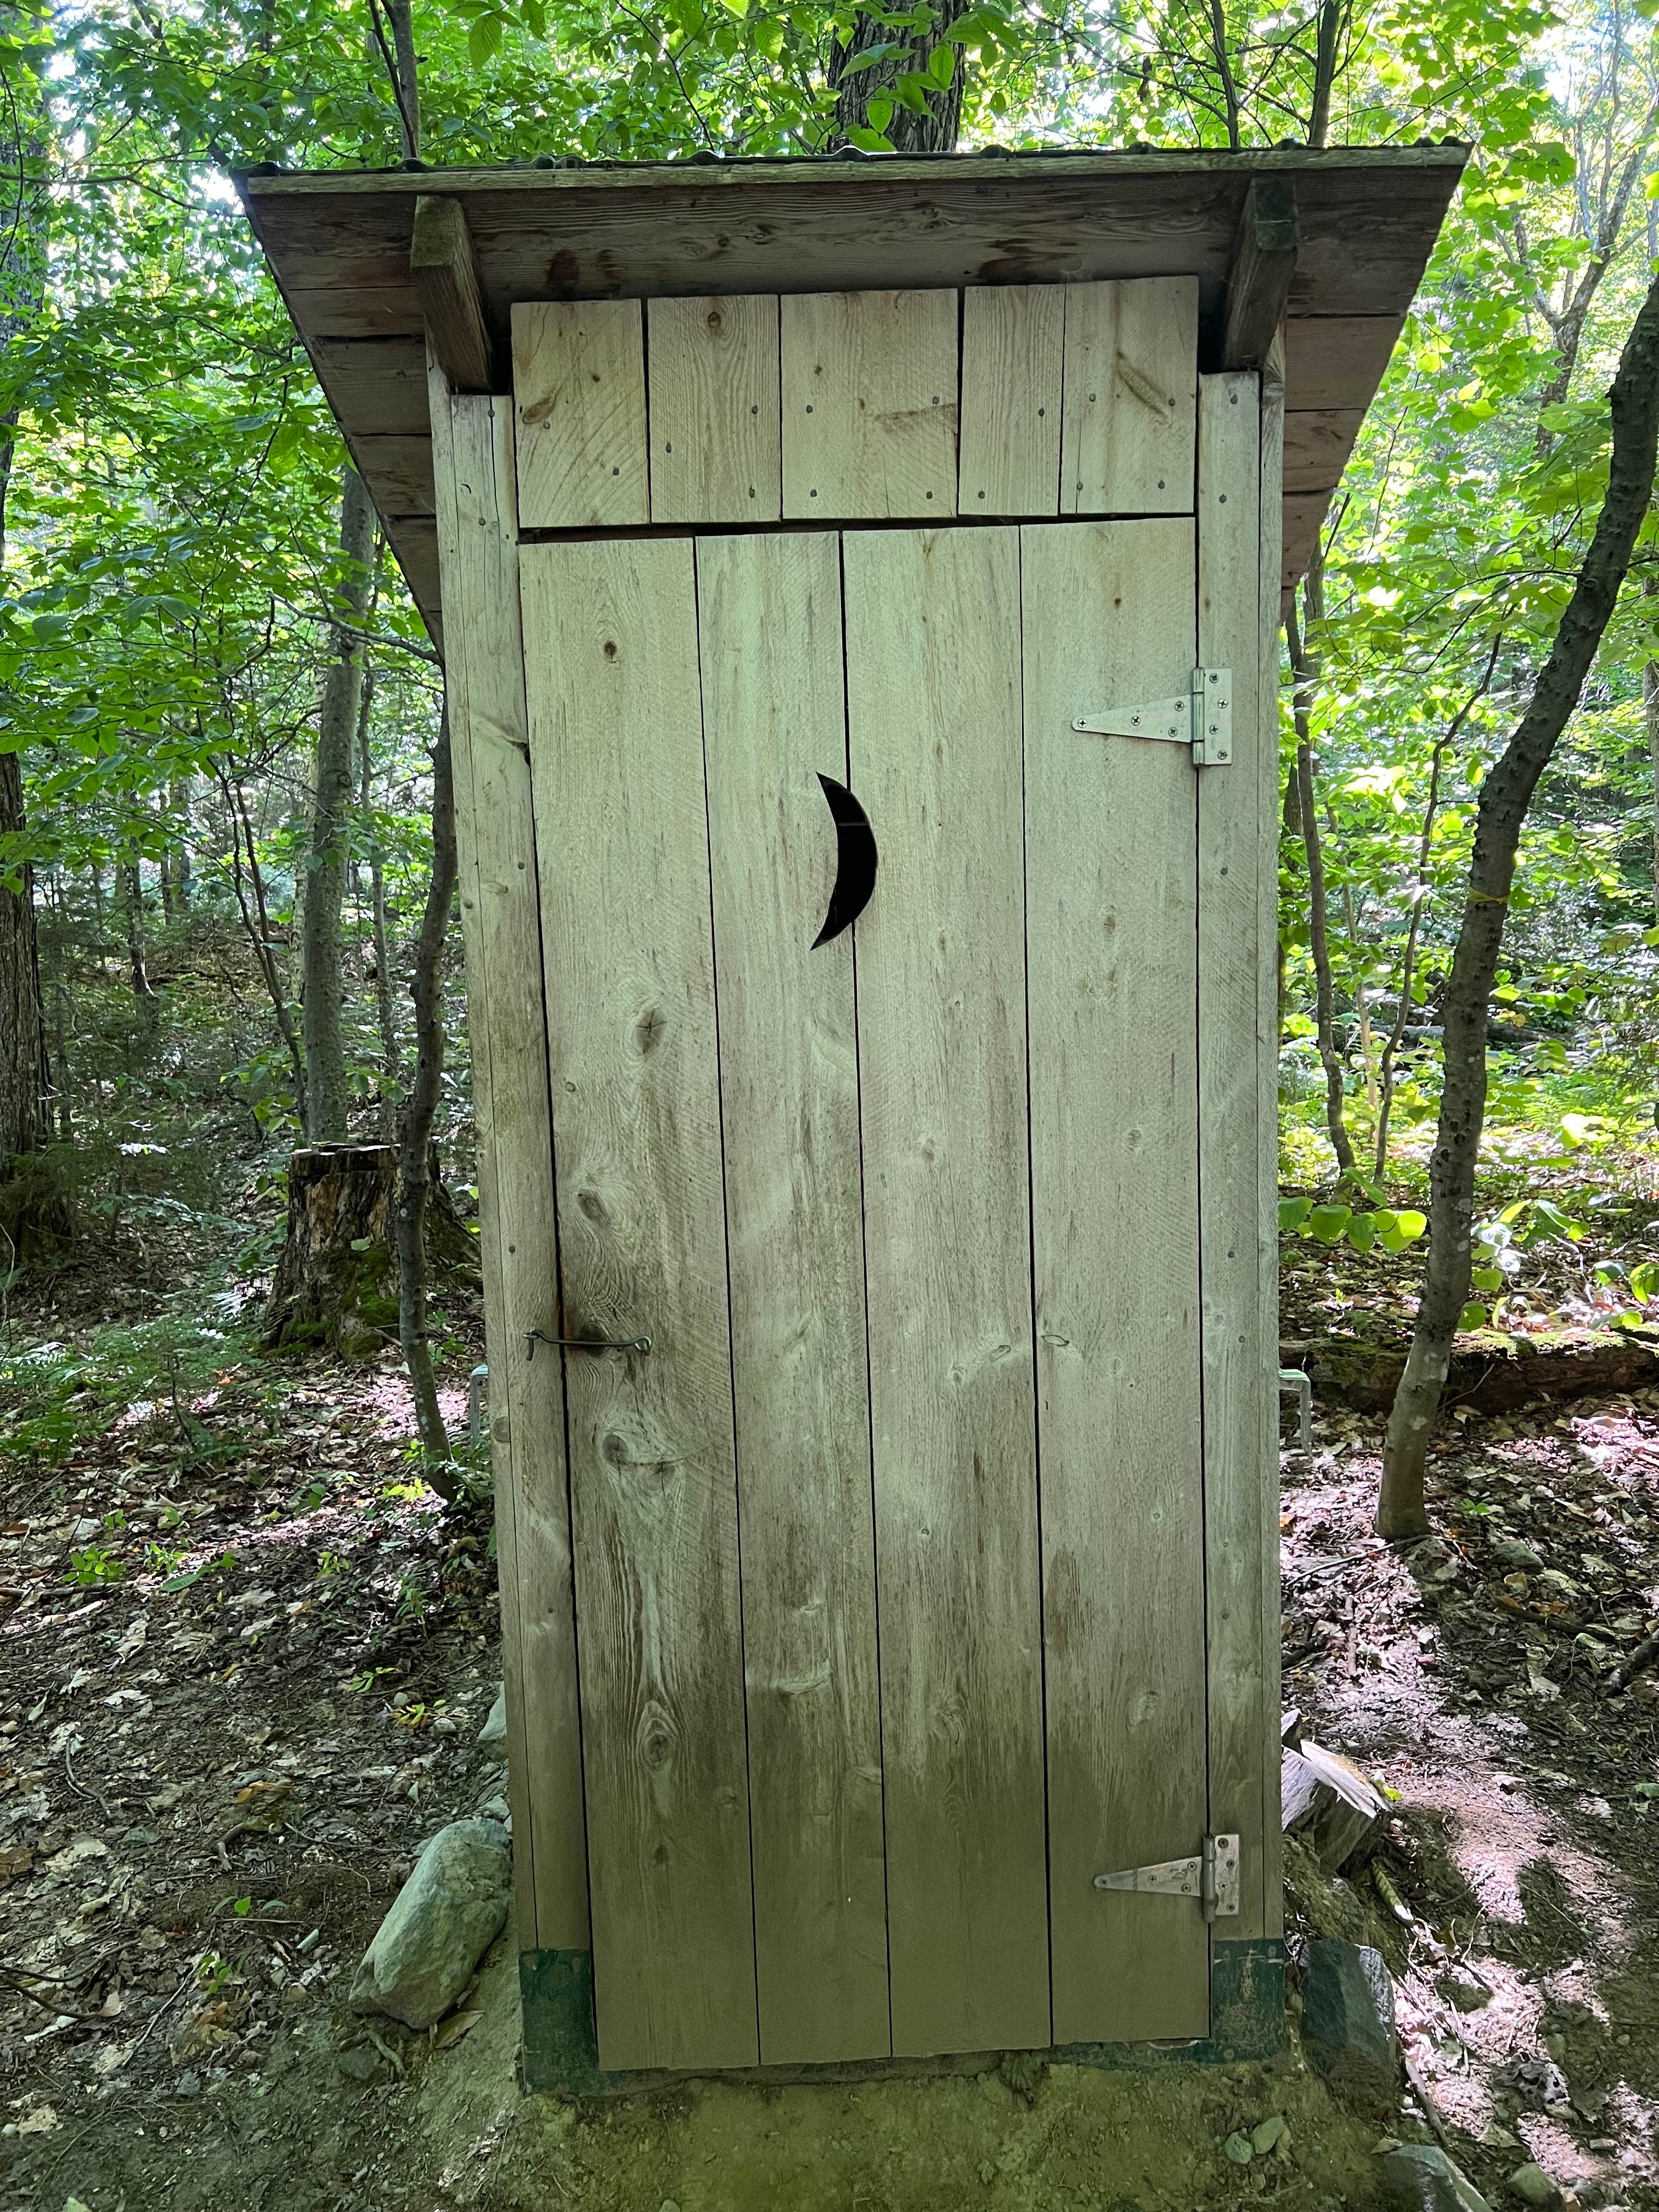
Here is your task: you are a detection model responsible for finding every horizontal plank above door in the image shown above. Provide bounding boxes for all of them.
[648,295,781,524]
[781,291,959,521]
[1060,276,1198,516]
[512,300,650,528]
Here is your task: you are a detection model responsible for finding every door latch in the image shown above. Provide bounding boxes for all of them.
[1093,1832,1240,1920]
[526,1329,652,1361]
[1073,668,1232,766]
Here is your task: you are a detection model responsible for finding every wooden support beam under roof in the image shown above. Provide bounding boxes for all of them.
[410,194,492,392]
[1222,176,1299,370]
[237,145,1466,644]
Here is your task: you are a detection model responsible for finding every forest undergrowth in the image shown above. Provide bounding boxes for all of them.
[0,1149,1657,2207]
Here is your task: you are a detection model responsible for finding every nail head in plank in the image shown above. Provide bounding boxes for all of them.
[958,285,1064,515]
[1021,517,1209,2044]
[1221,177,1299,371]
[1060,278,1198,516]
[781,292,958,521]
[844,526,1049,2058]
[647,295,782,524]
[512,301,649,529]
[697,531,889,2065]
[411,194,493,392]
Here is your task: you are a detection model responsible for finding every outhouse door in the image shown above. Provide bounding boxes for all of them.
[521,515,1220,2074]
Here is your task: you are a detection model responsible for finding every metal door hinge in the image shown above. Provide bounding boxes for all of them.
[1073,668,1232,766]
[1093,1832,1240,1920]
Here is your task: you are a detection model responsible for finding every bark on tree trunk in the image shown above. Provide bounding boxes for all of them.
[396,707,458,1493]
[0,752,52,1192]
[830,15,963,150]
[262,1143,399,1351]
[356,666,402,1136]
[1644,577,1658,915]
[1378,270,1659,1540]
[1286,584,1355,1178]
[301,470,376,1143]
[117,861,156,1013]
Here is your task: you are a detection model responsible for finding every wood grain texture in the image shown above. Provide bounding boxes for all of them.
[353,432,435,516]
[312,336,432,433]
[426,373,587,1950]
[1283,408,1365,493]
[648,295,781,524]
[512,301,649,528]
[1060,278,1198,515]
[411,195,492,391]
[1221,177,1298,371]
[381,515,441,641]
[1280,489,1333,590]
[1196,375,1272,1944]
[520,535,758,2073]
[782,292,958,521]
[1257,346,1287,1941]
[1020,517,1209,2046]
[1282,314,1405,410]
[844,526,1048,2058]
[958,285,1063,515]
[697,531,889,2065]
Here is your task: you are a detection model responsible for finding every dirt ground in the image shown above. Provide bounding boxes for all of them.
[5,1293,1659,2208]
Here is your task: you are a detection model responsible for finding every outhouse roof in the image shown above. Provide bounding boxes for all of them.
[237,144,1468,644]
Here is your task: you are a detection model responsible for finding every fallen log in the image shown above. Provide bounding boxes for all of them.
[1283,1328,1659,1417]
[1281,1737,1385,1873]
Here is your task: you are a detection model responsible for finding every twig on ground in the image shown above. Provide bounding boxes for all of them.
[1607,1628,1659,1694]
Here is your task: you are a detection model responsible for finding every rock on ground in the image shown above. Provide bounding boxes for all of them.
[478,1686,506,1752]
[1301,1937,1398,2100]
[349,1818,511,2032]
[1379,2142,1493,2210]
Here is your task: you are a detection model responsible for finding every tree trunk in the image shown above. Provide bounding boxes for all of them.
[395,708,458,1492]
[1286,585,1355,1178]
[301,467,375,1142]
[356,666,401,1135]
[1378,269,1659,1540]
[0,754,51,1185]
[830,15,963,150]
[262,1143,399,1351]
[1645,576,1658,916]
[117,861,156,1012]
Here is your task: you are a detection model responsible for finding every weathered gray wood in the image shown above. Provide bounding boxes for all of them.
[1259,333,1286,1940]
[1284,407,1365,493]
[696,531,889,2066]
[411,195,492,391]
[1222,177,1299,371]
[381,515,441,640]
[647,295,782,524]
[958,285,1063,514]
[1283,314,1406,410]
[352,432,434,516]
[781,291,958,520]
[519,535,758,2072]
[1282,489,1334,590]
[1060,278,1198,515]
[844,526,1049,2058]
[512,301,649,528]
[312,336,432,433]
[1021,517,1209,2046]
[1196,374,1273,1945]
[425,370,587,1951]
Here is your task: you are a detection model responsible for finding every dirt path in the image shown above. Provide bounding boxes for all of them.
[5,1333,1659,2208]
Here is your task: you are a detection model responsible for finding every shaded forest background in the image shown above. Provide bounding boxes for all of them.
[1,0,1657,1520]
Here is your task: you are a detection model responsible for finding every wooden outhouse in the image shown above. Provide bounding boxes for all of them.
[241,146,1464,2087]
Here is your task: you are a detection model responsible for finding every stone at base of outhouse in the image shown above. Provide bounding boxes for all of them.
[518,1938,1284,2098]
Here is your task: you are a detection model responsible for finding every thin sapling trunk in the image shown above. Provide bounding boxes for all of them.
[1286,586,1356,1179]
[1378,270,1659,1540]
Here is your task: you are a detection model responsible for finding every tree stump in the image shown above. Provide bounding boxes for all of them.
[263,1144,399,1353]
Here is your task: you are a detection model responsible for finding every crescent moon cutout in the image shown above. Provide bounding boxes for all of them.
[811,772,878,949]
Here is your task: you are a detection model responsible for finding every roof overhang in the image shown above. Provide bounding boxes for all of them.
[238,145,1468,644]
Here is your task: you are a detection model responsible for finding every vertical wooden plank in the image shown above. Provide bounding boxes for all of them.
[958,285,1063,515]
[697,532,890,2065]
[511,300,648,529]
[782,291,958,521]
[426,364,589,1955]
[518,536,758,2073]
[647,295,781,525]
[1021,517,1209,2047]
[1197,375,1272,1946]
[844,527,1048,2058]
[1060,277,1198,516]
[1259,339,1287,1942]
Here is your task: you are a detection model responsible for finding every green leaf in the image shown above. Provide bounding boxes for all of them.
[1345,1212,1378,1253]
[928,40,956,84]
[1629,1260,1659,1304]
[467,13,504,64]
[1470,1264,1504,1292]
[844,125,896,151]
[866,92,894,130]
[1376,1209,1427,1254]
[1458,1302,1489,1330]
[1308,1205,1351,1244]
[1277,1197,1312,1233]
